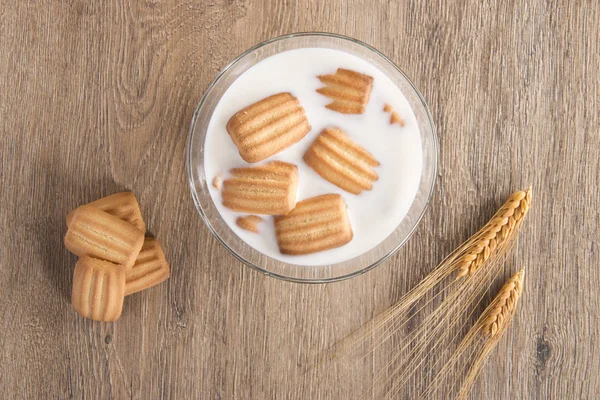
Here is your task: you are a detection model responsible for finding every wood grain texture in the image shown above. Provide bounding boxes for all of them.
[0,0,598,398]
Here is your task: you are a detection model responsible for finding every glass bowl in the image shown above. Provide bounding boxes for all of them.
[187,32,438,283]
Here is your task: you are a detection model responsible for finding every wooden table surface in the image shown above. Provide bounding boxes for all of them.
[1,1,598,398]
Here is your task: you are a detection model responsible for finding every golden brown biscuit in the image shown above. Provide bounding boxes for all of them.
[303,128,380,194]
[236,215,263,233]
[66,192,146,232]
[226,92,311,163]
[274,194,353,255]
[383,103,393,113]
[125,237,170,296]
[71,256,125,322]
[222,161,299,215]
[64,205,145,270]
[317,68,374,114]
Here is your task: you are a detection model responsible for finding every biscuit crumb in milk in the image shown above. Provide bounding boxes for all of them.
[212,174,223,190]
[390,111,405,126]
[236,215,263,233]
[384,104,405,127]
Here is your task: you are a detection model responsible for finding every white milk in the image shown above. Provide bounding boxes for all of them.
[204,48,422,266]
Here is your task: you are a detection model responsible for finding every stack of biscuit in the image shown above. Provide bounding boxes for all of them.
[64,192,170,322]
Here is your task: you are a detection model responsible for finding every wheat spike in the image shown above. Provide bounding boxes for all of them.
[456,188,531,277]
[418,269,526,400]
[455,269,525,400]
[481,269,524,338]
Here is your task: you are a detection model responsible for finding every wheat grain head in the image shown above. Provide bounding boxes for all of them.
[456,188,532,278]
[455,269,525,400]
[481,269,524,338]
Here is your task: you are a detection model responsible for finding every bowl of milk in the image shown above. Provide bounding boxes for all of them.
[187,32,438,283]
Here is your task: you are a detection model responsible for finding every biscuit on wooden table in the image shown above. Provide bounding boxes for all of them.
[125,237,170,296]
[66,192,146,233]
[71,256,125,322]
[64,205,145,270]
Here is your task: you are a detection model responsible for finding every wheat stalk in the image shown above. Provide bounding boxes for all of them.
[313,189,532,398]
[373,188,531,398]
[455,269,525,399]
[417,269,525,400]
[346,188,532,349]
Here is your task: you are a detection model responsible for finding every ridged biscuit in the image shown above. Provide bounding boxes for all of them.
[222,161,299,215]
[236,215,263,233]
[274,194,353,255]
[66,192,146,232]
[226,92,311,163]
[317,68,374,114]
[71,256,125,322]
[125,237,170,296]
[303,128,380,194]
[64,205,145,270]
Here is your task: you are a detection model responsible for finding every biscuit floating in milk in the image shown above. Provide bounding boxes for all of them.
[317,68,374,114]
[66,192,146,233]
[125,237,170,296]
[222,161,299,215]
[236,215,263,233]
[64,205,145,270]
[274,194,353,255]
[303,128,379,195]
[226,92,311,163]
[71,256,126,322]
